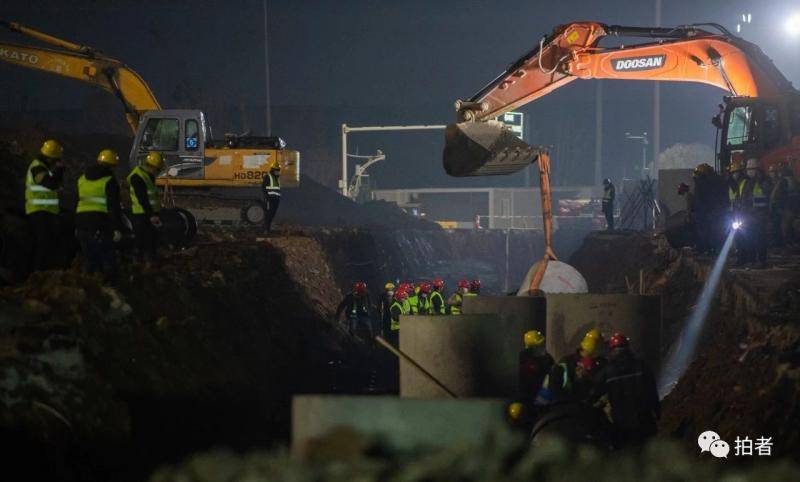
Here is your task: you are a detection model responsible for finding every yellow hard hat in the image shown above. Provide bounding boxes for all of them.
[693,163,713,177]
[585,328,602,340]
[580,337,599,357]
[144,151,164,169]
[97,149,119,166]
[40,139,63,159]
[507,402,523,421]
[270,160,281,171]
[384,282,396,291]
[524,330,545,348]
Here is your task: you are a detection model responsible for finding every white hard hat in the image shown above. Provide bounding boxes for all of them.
[746,158,759,170]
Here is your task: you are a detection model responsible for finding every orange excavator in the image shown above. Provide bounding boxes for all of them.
[444,21,800,292]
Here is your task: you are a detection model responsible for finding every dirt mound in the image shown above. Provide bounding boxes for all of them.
[569,231,675,293]
[279,175,438,229]
[0,233,362,481]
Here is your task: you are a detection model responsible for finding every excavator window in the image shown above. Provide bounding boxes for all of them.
[185,119,199,151]
[141,118,179,151]
[726,105,753,147]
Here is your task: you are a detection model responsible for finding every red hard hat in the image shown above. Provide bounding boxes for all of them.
[395,290,408,301]
[419,282,432,294]
[470,279,481,290]
[354,281,367,295]
[609,332,629,349]
[432,278,444,289]
[577,357,595,373]
[457,279,470,289]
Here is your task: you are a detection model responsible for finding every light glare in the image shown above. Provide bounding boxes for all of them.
[787,13,800,37]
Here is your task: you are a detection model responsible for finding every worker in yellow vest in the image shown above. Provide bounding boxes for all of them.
[739,158,772,268]
[25,139,65,271]
[430,278,447,315]
[75,149,123,283]
[447,279,470,315]
[127,151,164,266]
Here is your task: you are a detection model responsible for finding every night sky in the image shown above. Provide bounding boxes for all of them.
[2,0,798,189]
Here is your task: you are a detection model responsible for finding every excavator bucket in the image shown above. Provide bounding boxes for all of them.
[443,121,540,177]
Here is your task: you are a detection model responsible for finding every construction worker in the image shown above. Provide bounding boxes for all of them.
[387,288,408,346]
[785,164,800,247]
[127,151,163,266]
[728,156,749,266]
[25,139,64,271]
[593,333,660,447]
[468,279,481,296]
[447,279,470,315]
[769,163,796,248]
[418,282,432,314]
[379,282,396,336]
[691,163,725,254]
[429,278,447,315]
[75,149,123,284]
[261,162,280,233]
[602,178,615,231]
[407,283,420,315]
[519,330,554,404]
[536,328,605,406]
[739,158,772,268]
[335,281,373,339]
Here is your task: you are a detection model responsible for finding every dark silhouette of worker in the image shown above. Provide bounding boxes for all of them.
[593,333,660,448]
[518,330,554,405]
[691,163,729,254]
[602,178,615,231]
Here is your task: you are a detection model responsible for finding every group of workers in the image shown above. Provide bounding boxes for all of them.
[25,139,165,282]
[678,154,798,268]
[334,278,483,343]
[513,328,660,447]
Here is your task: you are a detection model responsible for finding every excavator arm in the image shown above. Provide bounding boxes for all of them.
[444,21,794,177]
[0,19,160,133]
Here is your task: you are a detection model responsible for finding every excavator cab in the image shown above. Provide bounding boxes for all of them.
[130,109,210,179]
[718,96,800,175]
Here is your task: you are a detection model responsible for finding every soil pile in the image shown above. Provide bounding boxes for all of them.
[0,233,359,481]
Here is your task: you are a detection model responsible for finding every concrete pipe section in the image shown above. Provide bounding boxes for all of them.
[399,297,544,398]
[545,293,662,374]
[291,395,512,459]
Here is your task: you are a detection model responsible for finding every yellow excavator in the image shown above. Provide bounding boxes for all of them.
[0,19,299,225]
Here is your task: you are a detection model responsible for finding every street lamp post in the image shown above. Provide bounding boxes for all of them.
[625,131,649,177]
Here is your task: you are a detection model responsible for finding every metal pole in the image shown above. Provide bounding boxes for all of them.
[262,0,271,136]
[595,80,603,186]
[339,124,446,197]
[375,336,457,398]
[341,124,348,196]
[653,0,662,168]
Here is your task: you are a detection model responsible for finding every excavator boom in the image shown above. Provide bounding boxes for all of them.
[445,21,795,177]
[0,19,160,132]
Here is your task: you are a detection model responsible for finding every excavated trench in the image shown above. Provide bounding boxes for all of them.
[569,231,800,458]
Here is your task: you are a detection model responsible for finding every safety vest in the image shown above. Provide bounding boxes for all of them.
[408,294,419,315]
[76,175,112,213]
[390,301,403,331]
[603,185,614,202]
[25,159,59,214]
[465,292,478,297]
[349,297,368,318]
[418,296,431,315]
[450,293,463,315]
[741,178,768,210]
[127,166,161,215]
[430,291,446,315]
[264,171,280,197]
[729,178,747,210]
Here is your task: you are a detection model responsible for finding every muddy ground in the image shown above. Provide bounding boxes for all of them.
[570,232,800,458]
